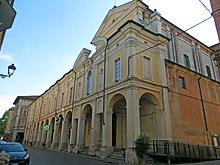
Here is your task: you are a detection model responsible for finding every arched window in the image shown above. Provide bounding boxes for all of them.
[87,71,92,94]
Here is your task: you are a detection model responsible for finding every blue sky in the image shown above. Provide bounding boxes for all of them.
[0,0,218,117]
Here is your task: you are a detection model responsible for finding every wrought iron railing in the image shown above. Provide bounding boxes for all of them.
[148,140,220,163]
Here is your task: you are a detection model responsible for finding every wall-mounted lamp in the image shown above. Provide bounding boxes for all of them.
[0,63,16,79]
[213,54,220,67]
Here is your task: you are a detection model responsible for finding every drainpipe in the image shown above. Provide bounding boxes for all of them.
[197,76,210,145]
[102,38,109,125]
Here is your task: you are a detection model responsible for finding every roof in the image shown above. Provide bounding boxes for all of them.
[13,96,39,105]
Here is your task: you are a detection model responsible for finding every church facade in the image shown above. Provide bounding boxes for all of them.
[24,0,220,163]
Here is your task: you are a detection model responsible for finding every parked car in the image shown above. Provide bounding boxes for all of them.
[0,142,30,165]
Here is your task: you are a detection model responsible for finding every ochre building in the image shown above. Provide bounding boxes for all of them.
[24,0,220,163]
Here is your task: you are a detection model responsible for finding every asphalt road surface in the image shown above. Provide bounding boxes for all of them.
[27,147,119,165]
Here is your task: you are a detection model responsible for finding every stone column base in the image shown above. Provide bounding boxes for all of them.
[35,141,41,147]
[68,144,75,153]
[58,143,67,151]
[99,146,114,159]
[125,148,138,164]
[73,145,84,154]
[46,142,51,148]
[89,146,96,156]
[51,142,59,149]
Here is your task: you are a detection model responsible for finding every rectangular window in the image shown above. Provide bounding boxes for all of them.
[183,54,190,69]
[143,56,152,79]
[206,65,212,78]
[87,71,92,95]
[179,76,186,89]
[69,87,73,103]
[78,82,81,97]
[54,97,57,109]
[60,93,64,107]
[114,58,121,81]
[48,101,51,113]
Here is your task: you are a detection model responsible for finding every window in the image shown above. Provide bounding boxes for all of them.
[143,56,152,79]
[99,69,104,86]
[69,87,73,103]
[114,58,121,81]
[179,76,186,89]
[60,93,64,107]
[87,71,92,94]
[54,97,57,109]
[78,82,81,97]
[183,54,190,69]
[206,65,212,78]
[48,101,51,113]
[23,110,27,117]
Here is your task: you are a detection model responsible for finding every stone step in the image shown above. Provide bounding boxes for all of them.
[108,151,125,162]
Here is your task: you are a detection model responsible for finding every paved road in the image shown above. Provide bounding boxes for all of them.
[26,147,220,165]
[27,147,119,165]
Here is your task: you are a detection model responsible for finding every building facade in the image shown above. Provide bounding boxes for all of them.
[24,0,220,163]
[10,96,38,143]
[0,0,15,50]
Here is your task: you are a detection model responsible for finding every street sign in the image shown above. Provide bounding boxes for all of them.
[0,0,16,32]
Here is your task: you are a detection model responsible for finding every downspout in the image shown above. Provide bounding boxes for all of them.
[198,76,209,145]
[102,38,109,125]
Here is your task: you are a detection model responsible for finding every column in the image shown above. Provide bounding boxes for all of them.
[59,120,68,150]
[100,106,113,158]
[41,129,47,147]
[68,109,77,152]
[95,113,102,148]
[126,86,140,163]
[89,103,96,156]
[73,115,86,153]
[51,122,59,149]
[36,125,42,146]
[46,122,53,147]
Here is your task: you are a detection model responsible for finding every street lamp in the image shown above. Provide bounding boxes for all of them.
[213,53,220,66]
[0,63,16,79]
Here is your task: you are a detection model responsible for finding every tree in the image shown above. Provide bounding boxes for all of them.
[0,108,11,138]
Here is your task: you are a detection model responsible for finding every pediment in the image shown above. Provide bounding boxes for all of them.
[91,1,136,46]
[73,48,91,69]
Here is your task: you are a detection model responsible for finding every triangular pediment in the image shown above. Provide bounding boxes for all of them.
[73,48,91,69]
[91,0,136,44]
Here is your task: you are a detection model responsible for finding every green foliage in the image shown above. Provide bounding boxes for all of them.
[0,109,11,138]
[135,134,150,159]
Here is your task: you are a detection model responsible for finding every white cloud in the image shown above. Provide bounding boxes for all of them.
[0,95,16,117]
[0,52,14,62]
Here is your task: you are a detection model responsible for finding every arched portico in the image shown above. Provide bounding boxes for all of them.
[74,104,93,153]
[46,117,55,147]
[59,111,72,150]
[41,119,49,147]
[33,123,39,145]
[36,121,44,146]
[51,114,63,149]
[110,94,127,149]
[139,93,165,139]
[83,105,92,147]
